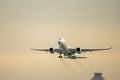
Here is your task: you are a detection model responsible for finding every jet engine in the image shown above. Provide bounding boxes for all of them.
[49,48,54,54]
[76,47,81,53]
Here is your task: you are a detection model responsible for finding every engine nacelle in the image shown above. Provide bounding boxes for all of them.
[76,47,81,53]
[49,48,54,54]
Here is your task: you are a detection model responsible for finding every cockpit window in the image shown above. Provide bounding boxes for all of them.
[59,38,62,40]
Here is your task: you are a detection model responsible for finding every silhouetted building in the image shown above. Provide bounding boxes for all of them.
[91,70,105,80]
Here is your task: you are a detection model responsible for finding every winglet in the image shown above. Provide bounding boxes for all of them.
[31,48,39,51]
[31,48,34,50]
[109,47,112,50]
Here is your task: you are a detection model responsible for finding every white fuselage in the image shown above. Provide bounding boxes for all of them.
[58,38,70,54]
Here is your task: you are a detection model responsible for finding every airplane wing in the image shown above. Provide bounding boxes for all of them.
[81,47,112,52]
[69,47,112,53]
[31,48,62,53]
[31,48,49,51]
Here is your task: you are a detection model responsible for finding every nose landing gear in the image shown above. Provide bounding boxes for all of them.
[58,56,62,58]
[58,52,62,58]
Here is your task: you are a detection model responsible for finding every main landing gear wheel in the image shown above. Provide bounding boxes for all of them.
[72,56,76,59]
[58,56,62,58]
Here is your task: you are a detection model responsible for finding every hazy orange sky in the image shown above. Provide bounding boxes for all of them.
[0,0,120,80]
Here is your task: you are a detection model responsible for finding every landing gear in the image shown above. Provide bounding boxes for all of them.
[71,56,76,59]
[58,52,62,58]
[58,56,62,58]
[71,54,76,59]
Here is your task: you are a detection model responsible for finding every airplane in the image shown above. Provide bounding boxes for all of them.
[31,37,112,59]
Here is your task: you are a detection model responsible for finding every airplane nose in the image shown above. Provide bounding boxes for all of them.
[58,37,65,45]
